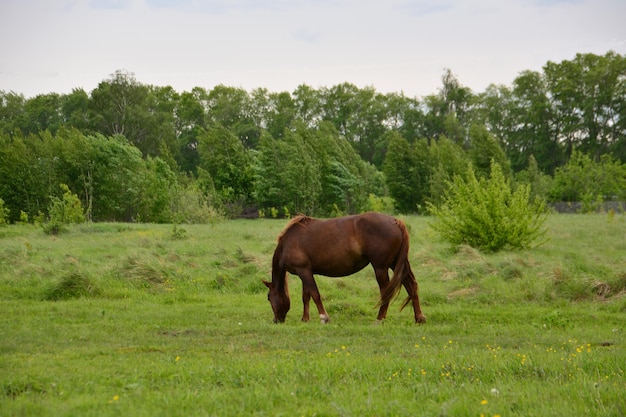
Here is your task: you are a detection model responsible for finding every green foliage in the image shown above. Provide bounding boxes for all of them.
[3,52,626,220]
[550,151,626,211]
[171,182,224,224]
[254,130,322,215]
[89,70,177,158]
[197,123,254,215]
[468,123,511,179]
[544,52,626,160]
[0,134,55,222]
[0,197,9,226]
[43,184,85,235]
[383,132,430,213]
[365,193,395,214]
[309,122,371,215]
[140,156,179,223]
[514,154,553,201]
[429,161,547,251]
[427,136,469,206]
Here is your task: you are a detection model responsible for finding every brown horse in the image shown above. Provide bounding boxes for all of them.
[262,212,426,324]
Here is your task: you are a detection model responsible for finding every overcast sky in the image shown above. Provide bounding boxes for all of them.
[1,0,625,99]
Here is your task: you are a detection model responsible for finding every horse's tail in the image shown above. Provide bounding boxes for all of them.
[379,218,412,310]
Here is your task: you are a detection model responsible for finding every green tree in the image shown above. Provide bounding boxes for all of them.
[197,123,254,215]
[510,70,562,173]
[384,92,425,145]
[206,85,259,149]
[428,136,469,206]
[468,124,510,179]
[139,156,179,222]
[148,85,180,168]
[23,93,63,135]
[254,130,321,216]
[263,90,296,139]
[514,155,553,202]
[0,132,61,222]
[175,87,209,173]
[61,88,91,131]
[0,91,26,137]
[89,70,164,157]
[422,69,476,145]
[319,83,386,165]
[88,134,146,221]
[303,122,369,215]
[292,84,323,128]
[383,132,430,213]
[544,52,626,162]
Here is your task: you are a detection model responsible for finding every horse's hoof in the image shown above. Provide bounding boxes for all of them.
[374,319,385,326]
[319,314,330,324]
[416,315,426,324]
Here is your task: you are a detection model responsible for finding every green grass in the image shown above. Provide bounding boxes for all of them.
[1,214,625,416]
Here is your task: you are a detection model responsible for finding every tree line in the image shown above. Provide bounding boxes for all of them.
[1,51,625,223]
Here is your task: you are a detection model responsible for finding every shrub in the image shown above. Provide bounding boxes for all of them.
[0,198,9,226]
[550,151,626,212]
[171,184,224,224]
[428,161,547,252]
[43,184,86,234]
[366,194,395,214]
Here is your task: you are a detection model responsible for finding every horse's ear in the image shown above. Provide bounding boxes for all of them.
[262,280,272,289]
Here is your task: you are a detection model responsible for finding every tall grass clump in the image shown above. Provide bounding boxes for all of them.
[118,255,170,289]
[45,272,100,300]
[429,161,547,252]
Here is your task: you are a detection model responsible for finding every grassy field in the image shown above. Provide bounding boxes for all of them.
[1,214,625,416]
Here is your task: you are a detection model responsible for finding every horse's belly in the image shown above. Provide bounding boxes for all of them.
[312,257,370,277]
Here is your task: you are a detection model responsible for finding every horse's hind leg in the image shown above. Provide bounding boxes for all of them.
[374,267,391,323]
[402,264,426,324]
[299,271,330,324]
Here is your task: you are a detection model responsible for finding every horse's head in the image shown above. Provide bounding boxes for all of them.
[262,280,290,323]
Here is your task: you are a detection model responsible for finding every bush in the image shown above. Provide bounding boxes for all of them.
[0,198,9,226]
[428,161,547,252]
[171,184,224,224]
[365,194,395,214]
[43,184,86,234]
[549,151,626,212]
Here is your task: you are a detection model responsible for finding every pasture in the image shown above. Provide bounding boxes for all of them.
[1,214,625,416]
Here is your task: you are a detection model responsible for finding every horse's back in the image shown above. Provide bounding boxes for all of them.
[277,213,403,276]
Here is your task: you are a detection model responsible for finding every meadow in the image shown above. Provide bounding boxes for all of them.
[1,214,625,416]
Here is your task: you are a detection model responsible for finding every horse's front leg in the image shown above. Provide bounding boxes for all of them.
[299,271,330,324]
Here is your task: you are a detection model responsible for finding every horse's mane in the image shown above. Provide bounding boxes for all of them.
[277,215,311,242]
